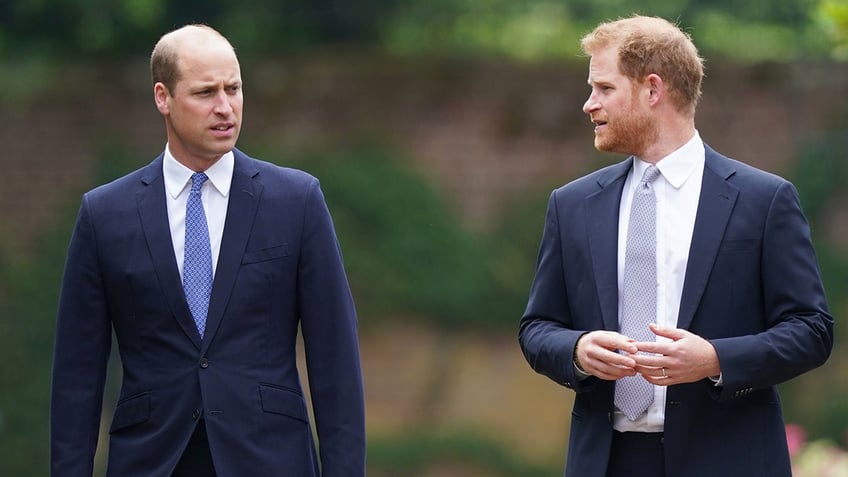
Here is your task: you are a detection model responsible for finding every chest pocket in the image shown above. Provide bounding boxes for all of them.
[242,244,289,264]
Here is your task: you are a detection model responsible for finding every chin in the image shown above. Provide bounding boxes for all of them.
[594,139,616,153]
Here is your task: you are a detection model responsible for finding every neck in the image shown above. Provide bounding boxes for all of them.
[639,120,695,164]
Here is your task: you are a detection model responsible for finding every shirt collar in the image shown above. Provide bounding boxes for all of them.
[634,131,704,189]
[163,145,234,199]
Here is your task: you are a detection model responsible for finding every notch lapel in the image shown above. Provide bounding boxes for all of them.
[137,156,202,350]
[201,153,262,352]
[587,159,632,332]
[677,148,739,330]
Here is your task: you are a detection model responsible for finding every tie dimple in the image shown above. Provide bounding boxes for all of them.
[183,172,212,339]
[615,164,660,421]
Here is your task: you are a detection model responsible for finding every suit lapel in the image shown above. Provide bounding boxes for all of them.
[587,159,632,332]
[137,155,202,350]
[677,146,739,330]
[202,151,262,351]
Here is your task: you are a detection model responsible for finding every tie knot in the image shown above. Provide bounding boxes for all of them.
[190,172,208,193]
[641,165,660,185]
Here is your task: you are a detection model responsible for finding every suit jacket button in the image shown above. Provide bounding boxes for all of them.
[192,409,201,420]
[200,358,209,369]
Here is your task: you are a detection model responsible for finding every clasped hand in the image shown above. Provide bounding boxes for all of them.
[574,323,721,385]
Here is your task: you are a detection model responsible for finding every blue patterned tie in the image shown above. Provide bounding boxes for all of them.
[615,165,661,421]
[184,172,213,339]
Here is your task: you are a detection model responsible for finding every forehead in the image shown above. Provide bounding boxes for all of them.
[175,40,241,85]
[587,47,623,83]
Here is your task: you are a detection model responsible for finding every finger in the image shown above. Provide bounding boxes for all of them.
[584,349,638,377]
[594,333,637,354]
[649,323,687,341]
[630,354,661,368]
[642,373,673,386]
[633,364,664,376]
[614,340,639,354]
[583,331,635,352]
[596,349,637,368]
[585,356,636,377]
[594,363,638,380]
[630,342,668,356]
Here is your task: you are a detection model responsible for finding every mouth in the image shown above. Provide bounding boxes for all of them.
[591,118,608,132]
[210,123,236,137]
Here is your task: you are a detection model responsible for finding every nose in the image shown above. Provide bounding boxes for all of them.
[213,90,233,114]
[583,93,599,114]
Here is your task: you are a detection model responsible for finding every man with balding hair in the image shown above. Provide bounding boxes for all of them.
[51,24,365,476]
[519,15,832,477]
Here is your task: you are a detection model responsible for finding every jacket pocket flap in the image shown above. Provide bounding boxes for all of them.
[242,244,289,264]
[259,384,308,422]
[110,392,151,433]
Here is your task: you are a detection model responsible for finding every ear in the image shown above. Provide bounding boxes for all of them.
[645,74,664,106]
[153,82,171,115]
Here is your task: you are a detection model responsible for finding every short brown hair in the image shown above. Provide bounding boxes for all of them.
[150,24,231,94]
[581,15,704,115]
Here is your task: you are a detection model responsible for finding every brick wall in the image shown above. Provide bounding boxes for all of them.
[2,58,846,250]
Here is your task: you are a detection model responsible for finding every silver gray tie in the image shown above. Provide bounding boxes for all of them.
[615,164,661,421]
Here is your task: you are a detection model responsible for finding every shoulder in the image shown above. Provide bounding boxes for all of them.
[235,149,318,190]
[83,158,160,204]
[552,158,630,200]
[705,144,789,189]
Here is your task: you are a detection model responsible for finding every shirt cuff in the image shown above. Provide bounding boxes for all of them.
[573,358,591,381]
[709,373,723,386]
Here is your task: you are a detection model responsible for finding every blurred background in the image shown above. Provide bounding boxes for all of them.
[1,0,847,475]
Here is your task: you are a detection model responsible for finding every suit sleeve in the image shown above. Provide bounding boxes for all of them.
[711,180,833,401]
[518,191,595,392]
[296,179,366,476]
[51,196,113,476]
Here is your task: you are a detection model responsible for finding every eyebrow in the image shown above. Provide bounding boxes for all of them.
[587,78,613,87]
[189,78,242,89]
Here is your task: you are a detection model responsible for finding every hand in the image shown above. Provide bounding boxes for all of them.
[630,323,721,386]
[575,330,641,381]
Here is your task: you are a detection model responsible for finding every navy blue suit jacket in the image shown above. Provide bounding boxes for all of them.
[519,145,833,477]
[51,149,365,476]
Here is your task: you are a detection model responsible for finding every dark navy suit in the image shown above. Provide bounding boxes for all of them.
[519,145,833,477]
[51,149,365,476]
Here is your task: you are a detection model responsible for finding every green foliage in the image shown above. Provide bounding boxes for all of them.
[780,122,848,445]
[0,138,151,476]
[0,57,58,105]
[0,207,75,476]
[368,430,559,476]
[790,128,848,322]
[272,144,525,329]
[690,11,812,62]
[381,0,832,62]
[817,0,848,59]
[483,187,552,324]
[380,0,585,61]
[0,0,397,59]
[791,130,848,225]
[0,0,843,62]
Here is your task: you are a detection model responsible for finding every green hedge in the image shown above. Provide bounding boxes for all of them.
[368,430,559,476]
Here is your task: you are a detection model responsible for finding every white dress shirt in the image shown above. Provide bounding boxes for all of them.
[163,145,233,280]
[613,131,705,432]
